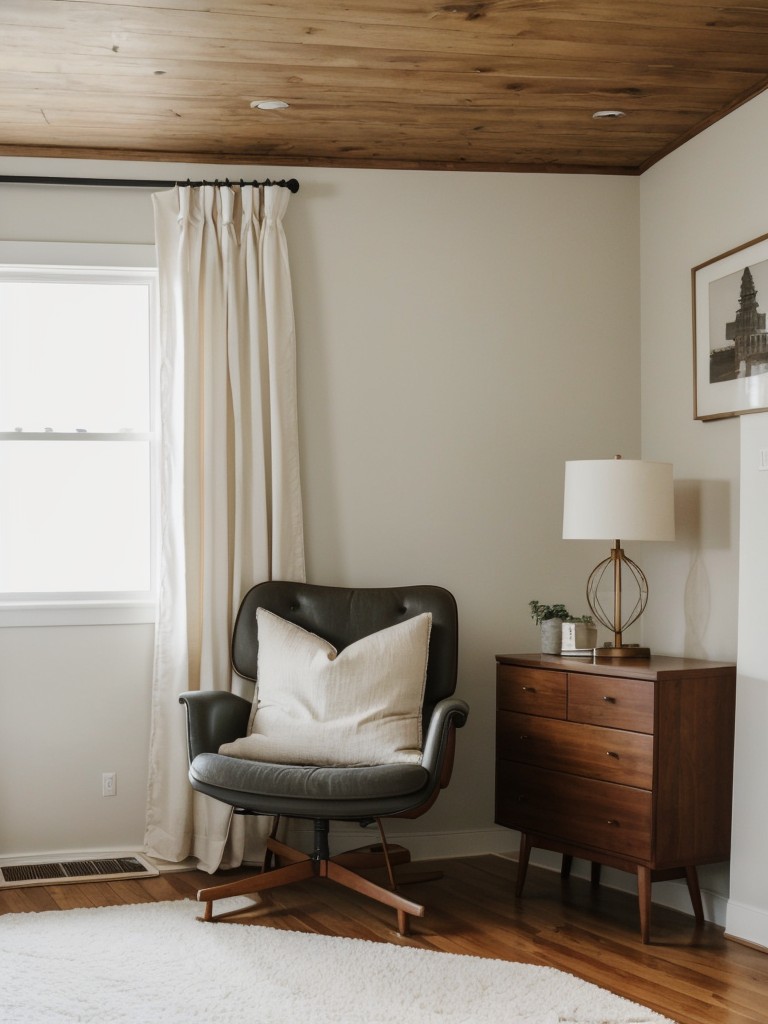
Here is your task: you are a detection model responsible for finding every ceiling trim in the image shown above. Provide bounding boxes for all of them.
[0,143,640,176]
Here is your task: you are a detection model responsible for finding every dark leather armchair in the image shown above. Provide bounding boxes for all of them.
[179,581,469,934]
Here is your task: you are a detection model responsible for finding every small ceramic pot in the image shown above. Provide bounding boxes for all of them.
[540,618,563,655]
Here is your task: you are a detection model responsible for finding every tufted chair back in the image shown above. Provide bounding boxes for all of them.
[231,580,459,732]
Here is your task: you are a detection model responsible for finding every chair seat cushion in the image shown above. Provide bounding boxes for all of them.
[218,608,431,767]
[190,752,430,802]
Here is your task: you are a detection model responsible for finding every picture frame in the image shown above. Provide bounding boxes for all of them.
[692,232,768,420]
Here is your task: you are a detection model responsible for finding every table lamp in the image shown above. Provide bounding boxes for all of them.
[562,455,675,658]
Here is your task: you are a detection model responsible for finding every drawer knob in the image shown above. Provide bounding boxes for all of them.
[519,734,530,741]
[522,686,536,693]
[606,751,619,759]
[606,819,619,826]
[602,695,617,704]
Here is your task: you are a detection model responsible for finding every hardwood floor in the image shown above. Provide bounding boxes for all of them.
[2,854,767,1024]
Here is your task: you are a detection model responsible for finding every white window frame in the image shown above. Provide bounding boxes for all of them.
[0,241,158,627]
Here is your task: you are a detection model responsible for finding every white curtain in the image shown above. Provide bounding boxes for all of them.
[144,184,305,872]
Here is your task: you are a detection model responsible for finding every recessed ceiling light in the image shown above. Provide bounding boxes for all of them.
[592,110,626,120]
[250,99,290,110]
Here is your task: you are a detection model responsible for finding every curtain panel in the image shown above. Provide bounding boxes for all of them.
[145,184,305,871]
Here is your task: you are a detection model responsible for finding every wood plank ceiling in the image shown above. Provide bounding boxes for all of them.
[3,0,768,175]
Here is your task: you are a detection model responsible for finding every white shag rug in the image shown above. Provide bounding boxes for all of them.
[0,897,677,1024]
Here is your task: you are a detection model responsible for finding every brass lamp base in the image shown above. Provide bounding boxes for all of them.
[595,643,651,659]
[586,543,652,661]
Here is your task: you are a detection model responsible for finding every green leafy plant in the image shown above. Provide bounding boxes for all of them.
[528,600,571,625]
[564,614,594,624]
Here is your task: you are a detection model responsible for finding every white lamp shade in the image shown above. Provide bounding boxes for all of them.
[563,459,675,542]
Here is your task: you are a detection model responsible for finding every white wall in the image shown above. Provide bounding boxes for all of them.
[0,625,154,855]
[0,156,640,860]
[640,90,768,943]
[728,412,768,946]
[293,167,641,840]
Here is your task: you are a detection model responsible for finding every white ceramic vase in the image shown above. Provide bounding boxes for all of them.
[561,620,598,651]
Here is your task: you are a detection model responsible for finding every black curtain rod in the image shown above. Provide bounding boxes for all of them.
[0,174,299,193]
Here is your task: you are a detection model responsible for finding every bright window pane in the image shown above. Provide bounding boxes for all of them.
[0,441,151,593]
[0,280,150,433]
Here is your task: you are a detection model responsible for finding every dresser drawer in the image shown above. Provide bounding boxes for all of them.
[568,673,654,734]
[497,710,654,789]
[496,761,652,861]
[497,665,566,719]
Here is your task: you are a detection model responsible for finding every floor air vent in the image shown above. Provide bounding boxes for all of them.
[0,855,159,889]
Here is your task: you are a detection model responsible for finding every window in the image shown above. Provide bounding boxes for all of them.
[0,246,157,625]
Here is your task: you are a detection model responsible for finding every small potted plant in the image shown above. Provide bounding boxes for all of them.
[529,600,572,654]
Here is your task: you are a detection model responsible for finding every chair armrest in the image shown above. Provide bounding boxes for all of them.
[420,696,469,778]
[393,697,468,820]
[179,690,252,762]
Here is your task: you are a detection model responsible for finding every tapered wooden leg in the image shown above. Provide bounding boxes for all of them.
[516,833,532,897]
[560,854,573,879]
[325,859,424,933]
[377,820,399,891]
[591,861,602,887]
[196,858,315,921]
[266,836,312,866]
[637,866,652,944]
[262,815,281,872]
[685,866,705,925]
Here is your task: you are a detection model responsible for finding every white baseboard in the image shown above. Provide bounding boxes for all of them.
[724,899,768,950]
[144,855,199,874]
[285,822,517,862]
[0,847,146,868]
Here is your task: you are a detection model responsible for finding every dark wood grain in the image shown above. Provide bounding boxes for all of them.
[497,709,654,788]
[655,674,736,866]
[495,654,737,942]
[568,672,655,734]
[2,0,768,172]
[497,760,653,860]
[497,665,566,719]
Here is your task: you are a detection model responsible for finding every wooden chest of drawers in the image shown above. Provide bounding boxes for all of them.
[495,654,736,942]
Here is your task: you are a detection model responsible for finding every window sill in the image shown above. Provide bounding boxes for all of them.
[0,600,157,628]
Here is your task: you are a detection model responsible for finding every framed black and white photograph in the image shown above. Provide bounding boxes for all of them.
[693,232,768,420]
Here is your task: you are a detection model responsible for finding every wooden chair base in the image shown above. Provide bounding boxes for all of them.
[196,819,426,936]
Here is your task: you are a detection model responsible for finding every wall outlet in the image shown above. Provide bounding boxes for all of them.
[102,772,116,797]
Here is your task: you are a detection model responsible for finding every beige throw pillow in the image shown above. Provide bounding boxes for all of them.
[219,608,432,767]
